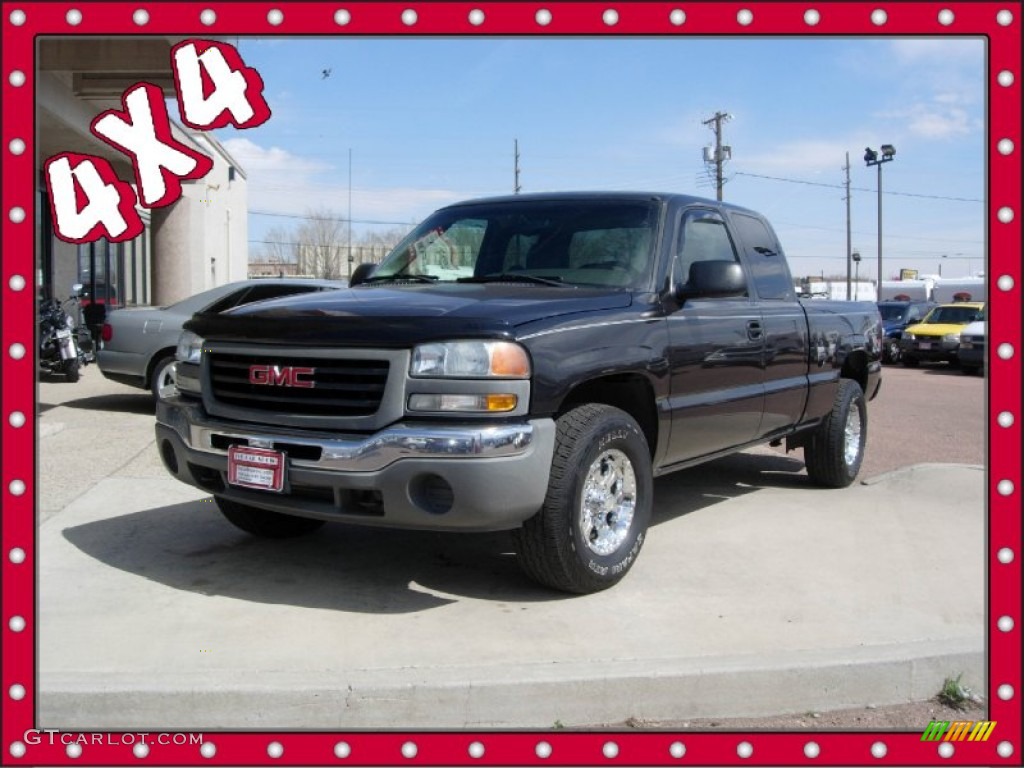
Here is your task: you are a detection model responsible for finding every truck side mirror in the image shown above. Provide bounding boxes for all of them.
[676,261,747,301]
[349,262,376,287]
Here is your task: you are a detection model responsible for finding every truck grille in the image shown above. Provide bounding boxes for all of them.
[206,352,390,417]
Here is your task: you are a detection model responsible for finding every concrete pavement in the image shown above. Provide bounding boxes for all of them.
[35,366,985,729]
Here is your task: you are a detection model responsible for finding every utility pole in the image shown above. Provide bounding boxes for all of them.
[702,111,732,201]
[347,147,353,276]
[844,152,852,300]
[514,139,521,194]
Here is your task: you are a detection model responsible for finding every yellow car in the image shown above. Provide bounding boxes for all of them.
[900,302,985,367]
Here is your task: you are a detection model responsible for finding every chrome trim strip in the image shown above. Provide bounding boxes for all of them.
[518,317,658,340]
[176,406,537,472]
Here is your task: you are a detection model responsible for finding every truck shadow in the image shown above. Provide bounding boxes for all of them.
[51,392,155,415]
[60,452,811,613]
[651,451,808,525]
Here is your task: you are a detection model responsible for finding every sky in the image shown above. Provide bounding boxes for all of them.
[200,36,987,281]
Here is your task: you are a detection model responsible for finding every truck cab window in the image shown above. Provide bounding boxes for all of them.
[729,213,793,301]
[673,210,742,290]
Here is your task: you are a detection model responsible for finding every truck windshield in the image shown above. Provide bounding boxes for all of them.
[877,304,908,321]
[371,200,659,289]
[923,306,983,324]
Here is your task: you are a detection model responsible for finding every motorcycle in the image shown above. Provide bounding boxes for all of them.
[38,284,95,383]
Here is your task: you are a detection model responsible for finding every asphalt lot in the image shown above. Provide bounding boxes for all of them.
[34,361,985,729]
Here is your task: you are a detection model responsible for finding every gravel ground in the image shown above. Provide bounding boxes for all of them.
[599,699,984,731]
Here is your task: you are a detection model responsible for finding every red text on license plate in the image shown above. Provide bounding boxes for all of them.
[227,445,285,492]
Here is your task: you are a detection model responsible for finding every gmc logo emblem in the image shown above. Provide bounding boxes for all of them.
[248,364,315,388]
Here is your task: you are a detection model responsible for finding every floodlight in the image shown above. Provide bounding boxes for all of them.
[880,144,896,158]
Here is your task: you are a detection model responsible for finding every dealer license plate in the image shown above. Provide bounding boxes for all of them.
[918,342,932,350]
[227,445,285,492]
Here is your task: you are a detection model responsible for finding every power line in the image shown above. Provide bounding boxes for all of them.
[250,209,414,226]
[249,238,402,249]
[771,218,983,245]
[734,171,983,203]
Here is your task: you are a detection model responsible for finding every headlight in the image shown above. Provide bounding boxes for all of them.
[410,341,530,378]
[943,333,961,342]
[175,330,205,364]
[904,333,915,341]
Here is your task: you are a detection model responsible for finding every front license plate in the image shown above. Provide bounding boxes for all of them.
[227,445,285,492]
[918,342,932,350]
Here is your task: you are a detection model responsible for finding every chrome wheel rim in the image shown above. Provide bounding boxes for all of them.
[843,402,863,467]
[155,362,177,400]
[579,448,636,556]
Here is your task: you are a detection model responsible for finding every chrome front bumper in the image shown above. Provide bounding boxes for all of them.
[158,396,539,472]
[154,396,556,531]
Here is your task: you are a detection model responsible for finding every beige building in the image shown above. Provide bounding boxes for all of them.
[36,37,248,322]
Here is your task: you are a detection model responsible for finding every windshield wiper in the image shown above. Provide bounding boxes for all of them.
[457,273,564,287]
[364,273,439,284]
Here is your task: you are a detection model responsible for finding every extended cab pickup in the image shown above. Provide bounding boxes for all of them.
[157,192,882,593]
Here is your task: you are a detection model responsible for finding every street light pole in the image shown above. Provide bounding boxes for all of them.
[844,152,852,300]
[875,162,882,290]
[864,145,896,294]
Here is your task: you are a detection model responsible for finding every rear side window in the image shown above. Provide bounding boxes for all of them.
[729,213,793,301]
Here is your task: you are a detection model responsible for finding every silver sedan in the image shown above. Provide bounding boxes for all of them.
[98,278,347,399]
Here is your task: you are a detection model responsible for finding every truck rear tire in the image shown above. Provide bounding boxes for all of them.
[804,379,866,488]
[513,404,652,594]
[214,496,326,539]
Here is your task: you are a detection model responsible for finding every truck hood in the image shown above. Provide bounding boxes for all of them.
[186,284,633,346]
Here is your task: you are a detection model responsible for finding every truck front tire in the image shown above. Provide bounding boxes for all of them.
[513,404,653,594]
[214,496,326,538]
[804,379,867,488]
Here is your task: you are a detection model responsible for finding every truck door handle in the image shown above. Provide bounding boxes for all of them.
[747,321,763,341]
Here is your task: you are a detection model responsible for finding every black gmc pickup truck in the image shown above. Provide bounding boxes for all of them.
[157,192,882,593]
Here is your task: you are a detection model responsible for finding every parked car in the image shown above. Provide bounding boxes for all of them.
[900,302,985,367]
[876,299,935,363]
[958,319,986,375]
[98,278,347,399]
